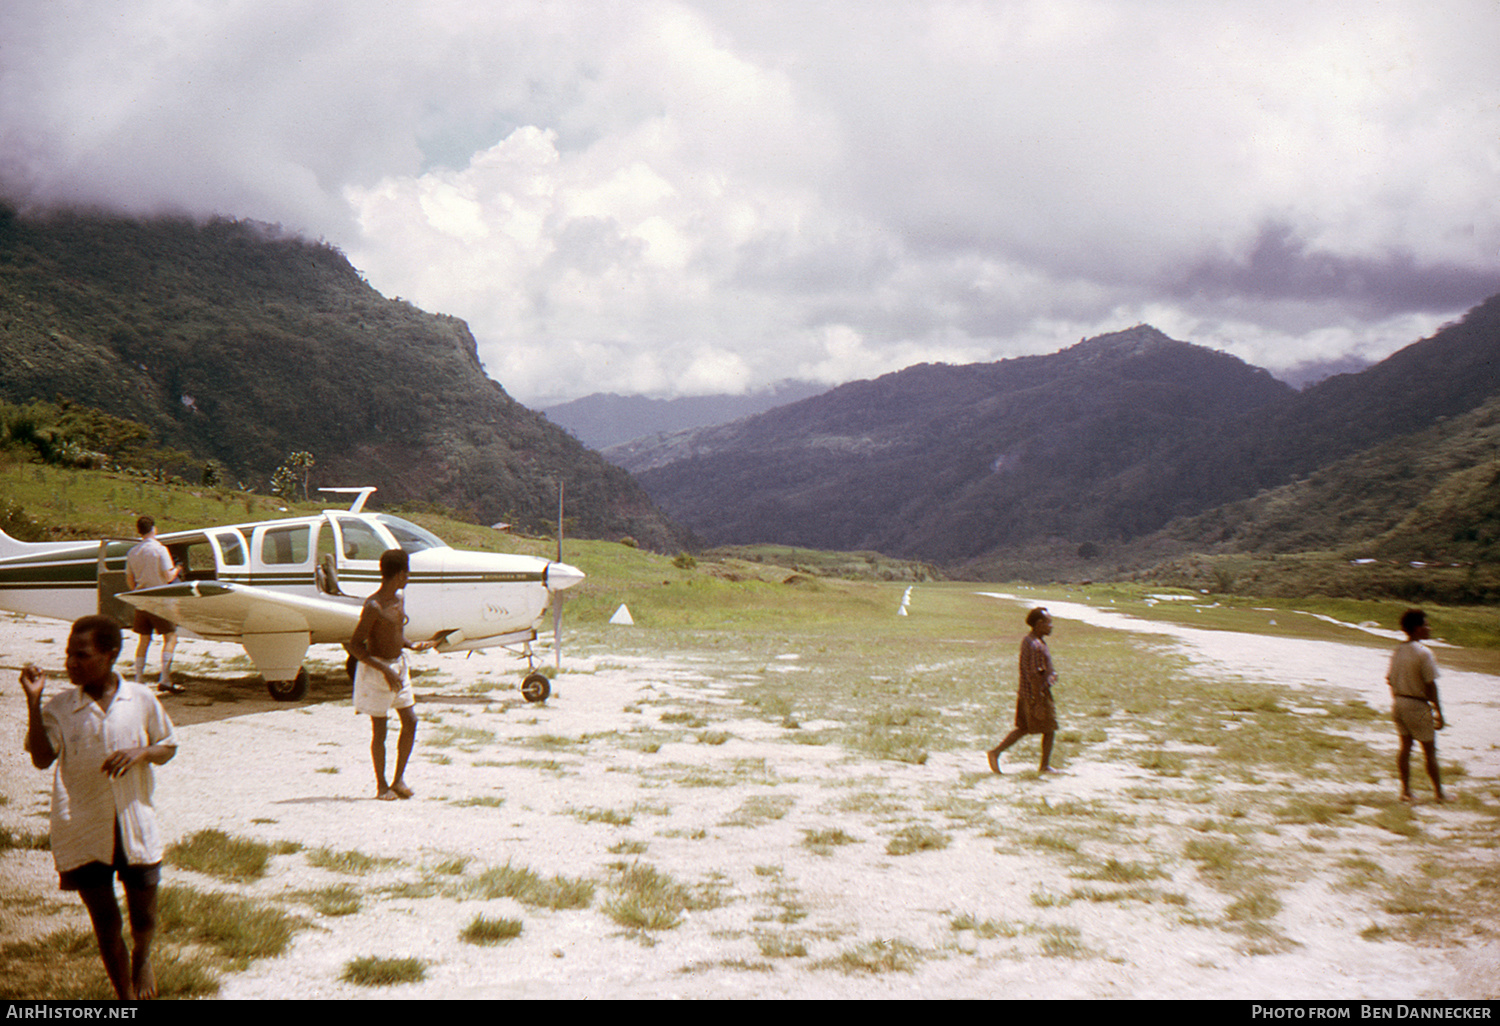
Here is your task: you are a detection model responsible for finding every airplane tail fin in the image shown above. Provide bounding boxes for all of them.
[0,526,90,559]
[0,526,31,558]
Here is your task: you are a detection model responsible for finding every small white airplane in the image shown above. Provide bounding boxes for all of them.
[0,487,584,702]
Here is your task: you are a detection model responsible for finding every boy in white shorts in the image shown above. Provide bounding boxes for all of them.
[348,548,432,801]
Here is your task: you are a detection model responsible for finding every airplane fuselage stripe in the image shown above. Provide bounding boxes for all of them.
[0,562,547,589]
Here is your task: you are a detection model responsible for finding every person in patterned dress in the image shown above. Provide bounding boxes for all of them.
[987,607,1058,775]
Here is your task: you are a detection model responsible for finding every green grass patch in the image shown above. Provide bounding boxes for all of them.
[1033,923,1091,958]
[571,806,635,826]
[950,913,1022,939]
[1336,857,1386,891]
[0,883,297,999]
[0,824,49,851]
[1138,750,1186,776]
[156,885,300,969]
[1026,831,1080,853]
[755,932,808,958]
[1224,889,1283,923]
[886,824,951,856]
[1183,837,1246,883]
[1071,857,1166,883]
[603,863,700,931]
[0,931,156,999]
[802,827,860,854]
[306,846,401,874]
[814,938,922,974]
[0,928,221,1000]
[166,829,275,882]
[1069,885,1161,904]
[722,794,795,827]
[468,862,595,910]
[1370,804,1422,837]
[341,955,427,987]
[299,884,362,917]
[461,914,523,945]
[1274,795,1360,824]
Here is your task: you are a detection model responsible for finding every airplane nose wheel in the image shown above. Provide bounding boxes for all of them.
[521,672,550,703]
[267,667,310,702]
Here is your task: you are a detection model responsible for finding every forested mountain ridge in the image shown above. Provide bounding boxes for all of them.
[619,326,1297,562]
[1161,292,1500,513]
[0,206,691,549]
[1156,389,1500,566]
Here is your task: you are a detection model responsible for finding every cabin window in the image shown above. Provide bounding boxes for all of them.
[216,531,246,566]
[374,515,446,553]
[334,517,388,562]
[261,525,310,565]
[175,541,217,581]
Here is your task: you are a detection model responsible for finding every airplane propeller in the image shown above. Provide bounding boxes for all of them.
[520,484,582,704]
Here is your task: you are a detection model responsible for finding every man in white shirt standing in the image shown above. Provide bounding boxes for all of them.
[20,614,178,1000]
[125,515,181,694]
[1387,608,1446,804]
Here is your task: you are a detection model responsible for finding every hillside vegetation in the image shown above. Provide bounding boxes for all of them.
[622,327,1293,562]
[0,207,689,549]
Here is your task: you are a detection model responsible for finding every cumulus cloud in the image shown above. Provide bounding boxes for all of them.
[2,0,1496,402]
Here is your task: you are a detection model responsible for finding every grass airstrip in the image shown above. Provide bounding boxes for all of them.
[1,467,1498,997]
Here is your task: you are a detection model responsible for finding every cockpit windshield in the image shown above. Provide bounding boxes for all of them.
[372,515,448,553]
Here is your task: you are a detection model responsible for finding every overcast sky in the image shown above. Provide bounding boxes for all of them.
[3,0,1497,404]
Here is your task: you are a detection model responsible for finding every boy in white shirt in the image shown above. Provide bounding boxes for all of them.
[125,515,181,693]
[20,615,178,999]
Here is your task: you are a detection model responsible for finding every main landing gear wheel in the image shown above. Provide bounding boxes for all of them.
[521,672,551,703]
[267,667,310,702]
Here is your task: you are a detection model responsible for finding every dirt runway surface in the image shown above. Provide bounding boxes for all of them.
[2,604,1497,999]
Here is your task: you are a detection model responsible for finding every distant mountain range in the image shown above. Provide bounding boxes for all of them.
[0,207,692,549]
[614,302,1500,571]
[542,381,827,451]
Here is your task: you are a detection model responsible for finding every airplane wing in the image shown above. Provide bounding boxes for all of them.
[117,581,363,643]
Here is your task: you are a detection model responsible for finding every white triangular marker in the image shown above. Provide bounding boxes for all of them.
[609,604,635,625]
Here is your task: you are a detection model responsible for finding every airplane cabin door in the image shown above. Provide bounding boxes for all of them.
[326,514,387,599]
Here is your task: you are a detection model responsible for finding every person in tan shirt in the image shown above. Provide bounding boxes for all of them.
[1387,608,1445,803]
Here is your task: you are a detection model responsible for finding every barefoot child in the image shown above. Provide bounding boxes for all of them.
[348,548,433,801]
[20,614,178,1000]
